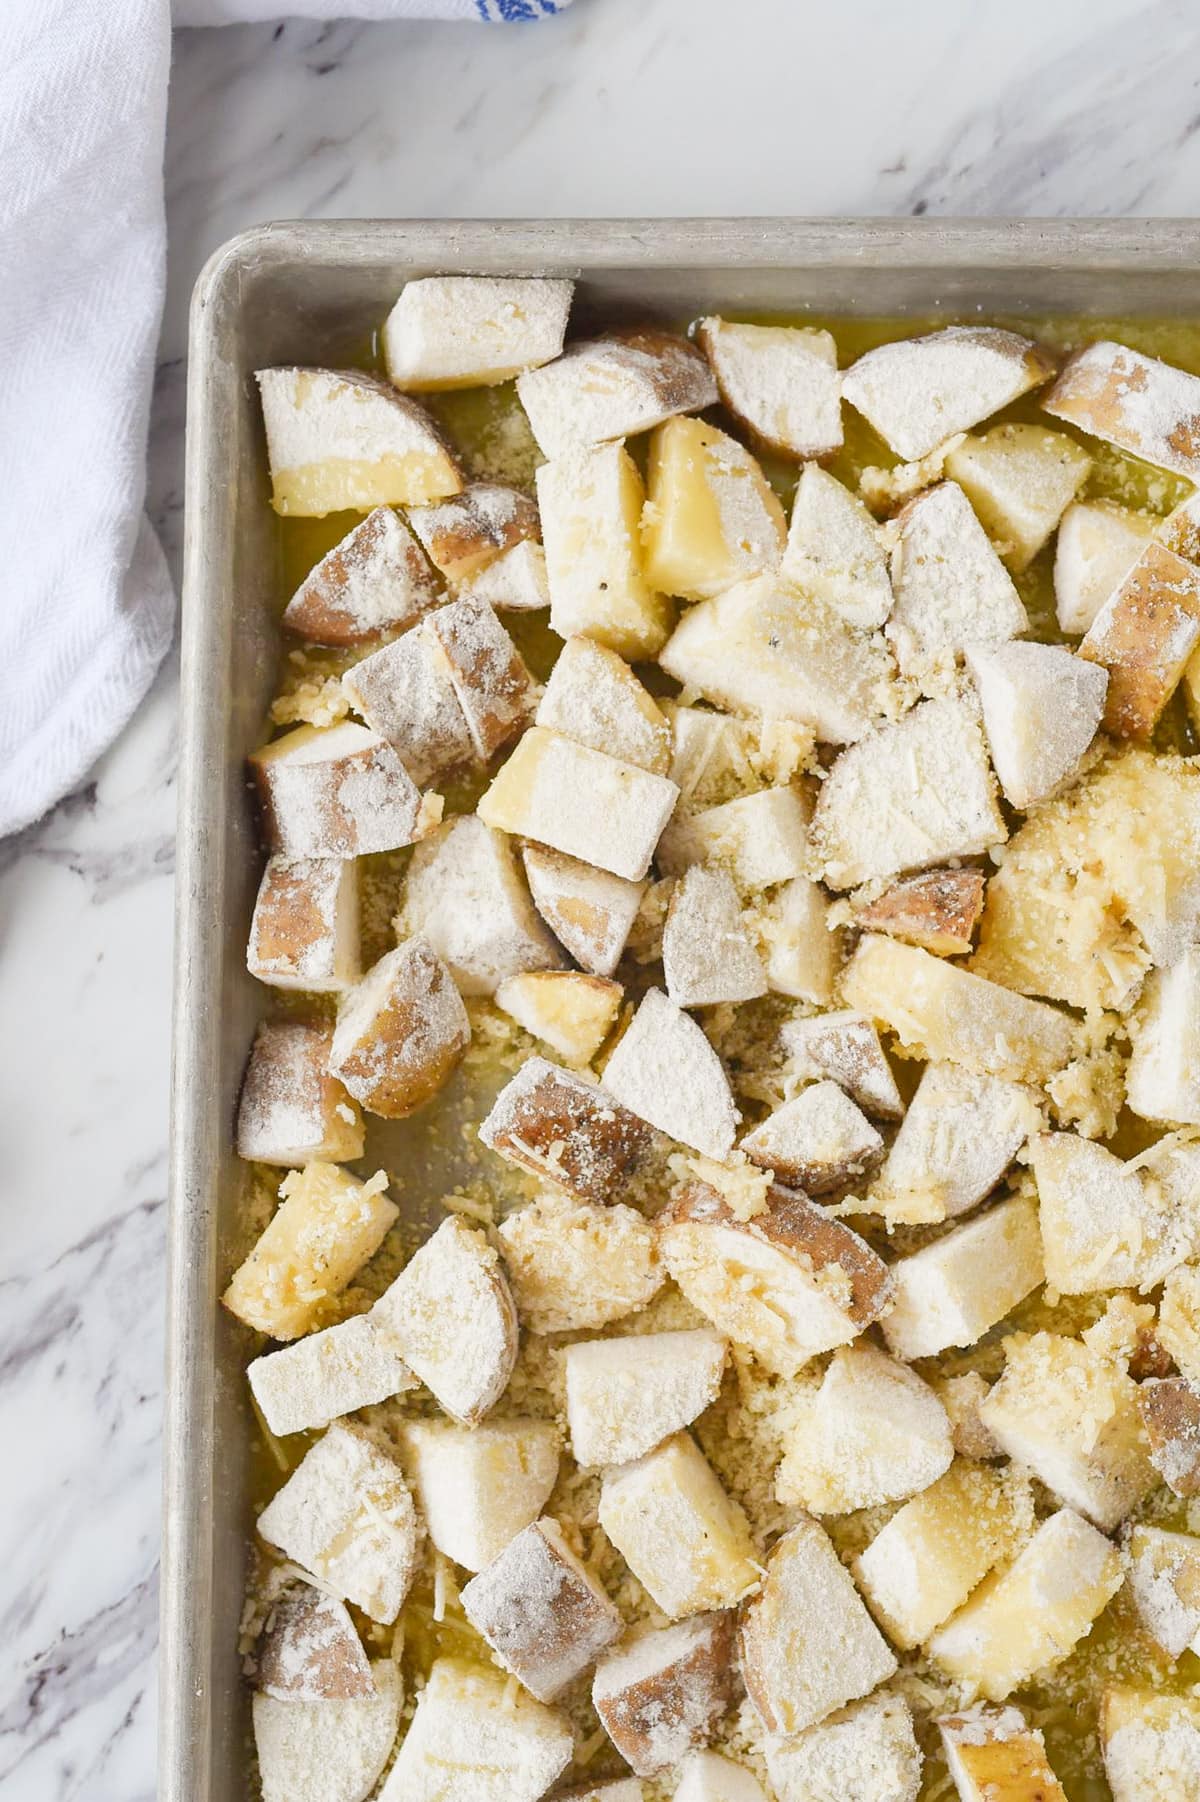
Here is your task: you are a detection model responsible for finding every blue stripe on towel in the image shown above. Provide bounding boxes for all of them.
[475,0,562,18]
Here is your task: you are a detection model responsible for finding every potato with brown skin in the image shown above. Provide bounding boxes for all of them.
[592,1613,738,1776]
[423,596,537,761]
[282,506,441,645]
[1078,541,1200,738]
[235,1021,364,1168]
[330,938,470,1120]
[858,867,985,955]
[517,328,718,457]
[256,1586,375,1702]
[1138,1376,1200,1497]
[408,482,540,583]
[461,1518,622,1702]
[479,1055,653,1203]
[249,721,435,859]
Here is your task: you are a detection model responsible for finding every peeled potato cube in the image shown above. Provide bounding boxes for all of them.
[598,1432,758,1618]
[250,721,434,858]
[378,1657,572,1802]
[1160,1269,1200,1387]
[235,1021,364,1168]
[1054,499,1156,636]
[1127,947,1200,1124]
[399,1418,560,1573]
[887,482,1029,683]
[341,628,475,783]
[853,1463,1033,1651]
[872,1063,1038,1226]
[663,866,767,1009]
[462,537,549,612]
[257,1422,422,1623]
[399,814,563,996]
[494,970,622,1064]
[1079,541,1200,738]
[1044,338,1200,477]
[738,1517,897,1738]
[498,1190,662,1334]
[980,1329,1156,1531]
[1030,1130,1196,1294]
[257,367,462,514]
[1126,1524,1200,1656]
[522,843,646,977]
[382,274,573,390]
[518,328,717,457]
[928,1508,1122,1701]
[665,703,815,808]
[565,1328,727,1467]
[330,937,470,1119]
[967,641,1107,810]
[757,875,839,1005]
[944,423,1091,571]
[256,1583,375,1702]
[479,726,680,883]
[248,1311,416,1436]
[642,415,786,601]
[371,1215,518,1427]
[696,316,842,459]
[741,1082,884,1195]
[407,481,539,582]
[423,596,536,760]
[254,1658,401,1802]
[765,1693,923,1802]
[779,1010,903,1120]
[1101,1687,1200,1802]
[776,1341,952,1513]
[592,1613,738,1776]
[282,505,439,645]
[841,326,1055,461]
[780,463,892,628]
[856,868,985,957]
[675,1751,765,1802]
[537,442,673,659]
[479,1055,653,1203]
[247,854,360,993]
[461,1517,622,1702]
[223,1162,395,1340]
[659,1179,893,1378]
[536,635,672,773]
[602,987,739,1159]
[881,1195,1045,1362]
[657,786,812,893]
[1137,1375,1200,1496]
[939,1706,1068,1802]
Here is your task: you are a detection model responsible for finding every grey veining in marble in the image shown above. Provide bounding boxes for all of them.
[6,0,1200,1794]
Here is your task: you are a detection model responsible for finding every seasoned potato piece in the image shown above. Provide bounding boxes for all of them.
[841,326,1054,461]
[247,854,360,993]
[1159,1269,1200,1386]
[662,866,767,1008]
[598,1433,758,1618]
[967,641,1107,810]
[522,844,646,977]
[881,1196,1045,1362]
[1127,945,1200,1124]
[886,482,1028,681]
[1101,1687,1200,1802]
[781,464,892,629]
[939,1706,1068,1802]
[1054,498,1156,636]
[462,538,549,612]
[592,1613,738,1776]
[938,1371,1004,1462]
[780,1010,902,1120]
[407,482,539,582]
[536,635,671,774]
[257,367,462,514]
[248,1312,416,1436]
[758,876,839,1004]
[1031,1130,1200,1293]
[341,627,475,783]
[537,443,673,658]
[382,274,572,389]
[379,1657,572,1802]
[675,1751,765,1802]
[696,317,842,458]
[256,1584,375,1702]
[479,1056,653,1203]
[518,328,717,457]
[1126,1524,1200,1656]
[1078,540,1200,738]
[495,971,622,1063]
[1044,338,1200,479]
[872,1063,1039,1226]
[253,1659,401,1802]
[250,721,434,858]
[642,416,786,600]
[603,988,739,1159]
[740,1082,884,1195]
[399,815,563,997]
[461,1517,622,1701]
[282,505,439,644]
[498,1190,662,1334]
[399,1418,560,1573]
[329,937,470,1119]
[235,1021,364,1168]
[944,423,1091,571]
[565,1329,727,1467]
[1137,1376,1200,1497]
[422,596,536,761]
[765,1694,922,1802]
[657,786,812,893]
[856,868,985,958]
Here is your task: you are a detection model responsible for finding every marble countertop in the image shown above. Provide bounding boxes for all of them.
[4,0,1200,1793]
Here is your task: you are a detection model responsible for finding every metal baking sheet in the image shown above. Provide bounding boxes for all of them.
[163,217,1200,1801]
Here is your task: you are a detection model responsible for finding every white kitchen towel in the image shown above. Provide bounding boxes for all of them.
[0,0,568,840]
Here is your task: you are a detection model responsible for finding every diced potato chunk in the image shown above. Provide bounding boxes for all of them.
[329,937,470,1119]
[461,1517,622,1701]
[522,844,646,978]
[1044,338,1200,479]
[1078,539,1200,738]
[536,636,671,773]
[666,703,816,807]
[398,1418,560,1573]
[841,326,1055,461]
[1127,947,1200,1124]
[659,1179,893,1378]
[1031,1130,1200,1293]
[223,1163,395,1340]
[928,1508,1122,1701]
[399,815,564,997]
[254,1659,401,1802]
[257,368,463,514]
[872,1063,1039,1226]
[463,538,549,612]
[498,1190,662,1334]
[675,1750,765,1802]
[371,1216,518,1427]
[741,1082,884,1195]
[1159,1268,1200,1387]
[842,936,1075,1083]
[248,1312,415,1436]
[881,1196,1045,1362]
[1101,1688,1200,1802]
[592,1613,738,1776]
[479,726,680,883]
[495,971,622,1063]
[1054,499,1156,636]
[758,876,839,1004]
[407,481,539,581]
[938,1371,1003,1461]
[854,1463,1033,1650]
[776,1341,952,1513]
[781,464,892,629]
[479,1055,653,1203]
[537,443,673,658]
[765,1693,923,1802]
[235,1021,364,1168]
[659,574,895,746]
[256,1422,422,1624]
[886,482,1029,681]
[939,1706,1068,1802]
[1160,486,1200,561]
[663,867,767,1008]
[282,505,439,645]
[1137,1376,1200,1497]
[422,596,537,760]
[944,423,1091,571]
[857,868,985,957]
[341,628,476,783]
[249,721,433,858]
[247,854,360,993]
[642,416,786,600]
[780,1010,903,1120]
[656,786,812,893]
[518,328,717,457]
[378,1657,572,1802]
[966,641,1107,810]
[603,988,739,1159]
[1127,1524,1200,1656]
[382,275,572,389]
[738,1517,897,1737]
[565,1329,727,1466]
[256,1584,375,1702]
[599,1433,758,1617]
[979,1330,1155,1530]
[809,698,1004,891]
[696,317,842,459]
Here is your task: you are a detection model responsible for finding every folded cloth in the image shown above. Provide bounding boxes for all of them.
[0,0,567,839]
